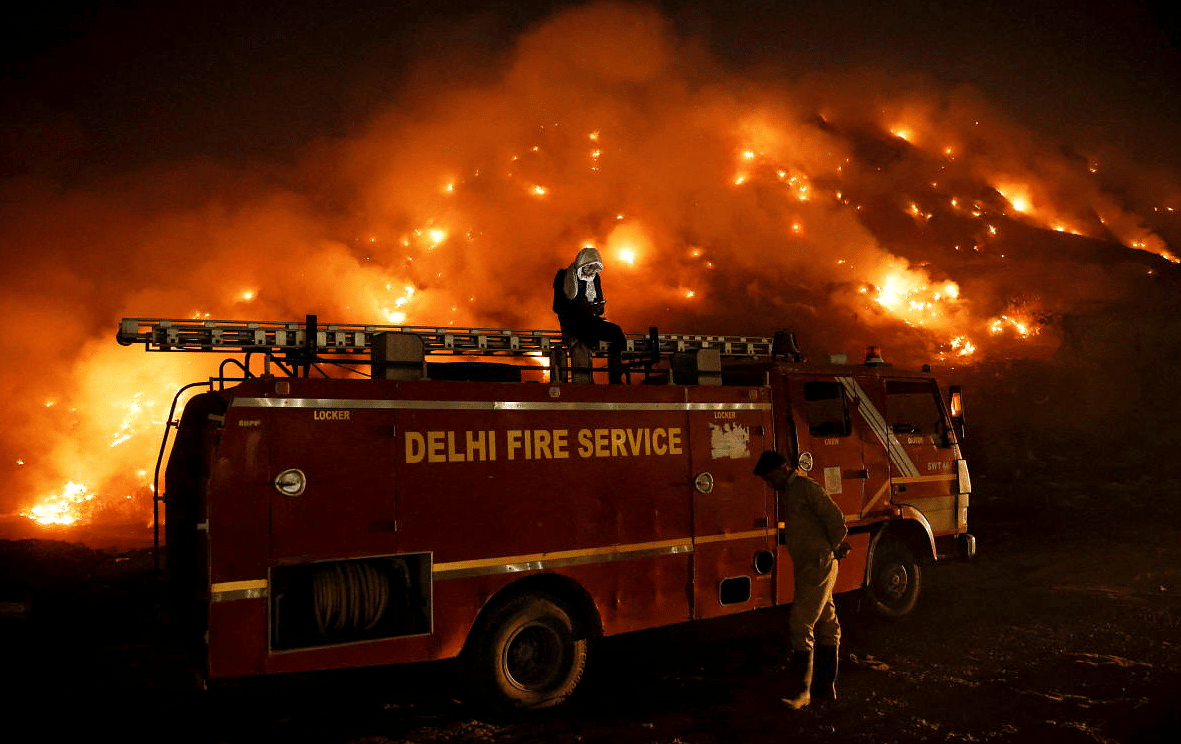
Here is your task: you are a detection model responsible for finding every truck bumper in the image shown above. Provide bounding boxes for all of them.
[957,533,977,560]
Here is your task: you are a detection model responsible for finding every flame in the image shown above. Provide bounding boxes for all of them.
[22,481,97,526]
[870,265,962,327]
[996,183,1032,213]
[945,336,977,357]
[989,313,1038,338]
[3,1,1177,536]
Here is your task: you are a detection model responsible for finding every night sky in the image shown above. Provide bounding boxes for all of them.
[3,0,1179,180]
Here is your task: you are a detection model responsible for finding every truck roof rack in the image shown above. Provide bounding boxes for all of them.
[117,316,775,360]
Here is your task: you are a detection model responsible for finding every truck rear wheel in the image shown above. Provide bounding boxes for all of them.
[867,536,922,617]
[468,593,587,710]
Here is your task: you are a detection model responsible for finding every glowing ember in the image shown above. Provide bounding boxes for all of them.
[871,267,961,326]
[22,481,97,526]
[989,314,1037,337]
[946,336,977,357]
[995,183,1032,213]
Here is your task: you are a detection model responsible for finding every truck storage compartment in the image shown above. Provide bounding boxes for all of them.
[270,554,431,651]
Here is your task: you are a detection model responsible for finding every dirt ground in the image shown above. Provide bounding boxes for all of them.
[3,467,1180,744]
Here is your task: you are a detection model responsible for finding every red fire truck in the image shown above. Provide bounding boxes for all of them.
[119,316,975,709]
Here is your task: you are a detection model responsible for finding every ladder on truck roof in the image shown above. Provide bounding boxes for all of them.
[116,316,775,359]
[117,316,792,385]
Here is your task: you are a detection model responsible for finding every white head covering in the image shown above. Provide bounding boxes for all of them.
[564,247,604,302]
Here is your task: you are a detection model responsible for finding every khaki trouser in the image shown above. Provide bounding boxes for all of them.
[790,551,840,652]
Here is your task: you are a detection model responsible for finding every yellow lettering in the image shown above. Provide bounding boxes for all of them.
[507,430,523,460]
[610,428,627,457]
[405,432,425,463]
[466,430,487,462]
[594,428,610,458]
[534,429,553,459]
[427,431,446,463]
[578,429,593,457]
[668,427,682,455]
[446,431,466,462]
[626,428,643,455]
[653,428,668,455]
[489,430,497,460]
[552,429,569,459]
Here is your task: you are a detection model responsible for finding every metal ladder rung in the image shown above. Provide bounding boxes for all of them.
[117,317,774,359]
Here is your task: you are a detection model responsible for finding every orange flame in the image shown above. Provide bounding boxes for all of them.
[4,1,1176,534]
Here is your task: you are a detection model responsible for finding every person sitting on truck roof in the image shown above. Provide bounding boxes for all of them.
[553,247,626,384]
[754,449,852,708]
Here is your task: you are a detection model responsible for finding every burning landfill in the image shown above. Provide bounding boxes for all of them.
[1,1,1178,538]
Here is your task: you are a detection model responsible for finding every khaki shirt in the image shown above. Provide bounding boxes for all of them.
[779,472,849,571]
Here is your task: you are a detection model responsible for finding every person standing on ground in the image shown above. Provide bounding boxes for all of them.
[754,450,852,708]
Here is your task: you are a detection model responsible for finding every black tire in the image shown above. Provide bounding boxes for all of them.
[867,536,922,617]
[467,593,587,710]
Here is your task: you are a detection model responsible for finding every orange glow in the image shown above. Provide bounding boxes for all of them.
[995,183,1032,213]
[989,314,1037,338]
[22,481,96,526]
[946,336,977,357]
[8,1,1174,537]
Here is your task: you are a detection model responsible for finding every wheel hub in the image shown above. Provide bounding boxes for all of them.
[880,562,910,600]
[505,622,563,690]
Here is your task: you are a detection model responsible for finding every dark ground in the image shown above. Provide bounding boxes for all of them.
[3,467,1180,744]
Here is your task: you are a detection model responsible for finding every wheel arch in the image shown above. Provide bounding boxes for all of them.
[869,507,937,568]
[864,514,931,617]
[463,573,602,657]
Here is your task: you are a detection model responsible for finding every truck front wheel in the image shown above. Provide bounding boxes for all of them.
[867,536,922,617]
[468,593,587,710]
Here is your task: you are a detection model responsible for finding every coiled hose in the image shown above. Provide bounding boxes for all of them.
[313,560,391,636]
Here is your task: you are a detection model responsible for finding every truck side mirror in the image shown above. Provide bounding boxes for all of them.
[948,385,966,442]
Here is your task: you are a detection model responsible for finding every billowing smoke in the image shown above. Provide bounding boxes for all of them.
[2,1,1177,532]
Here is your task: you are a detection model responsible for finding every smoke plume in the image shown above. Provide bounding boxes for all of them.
[1,1,1178,533]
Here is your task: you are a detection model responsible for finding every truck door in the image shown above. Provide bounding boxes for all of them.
[777,376,876,602]
[788,378,866,520]
[267,406,400,560]
[883,379,959,533]
[686,387,775,620]
[836,376,893,522]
